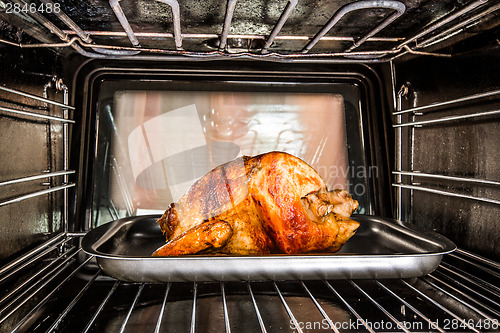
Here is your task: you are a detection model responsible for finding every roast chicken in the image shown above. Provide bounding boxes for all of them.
[152,151,359,256]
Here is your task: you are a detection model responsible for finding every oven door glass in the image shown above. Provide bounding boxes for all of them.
[92,82,370,226]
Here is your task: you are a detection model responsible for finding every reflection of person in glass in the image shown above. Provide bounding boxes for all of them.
[205,92,252,141]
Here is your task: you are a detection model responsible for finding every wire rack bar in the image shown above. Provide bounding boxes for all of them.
[0,249,80,326]
[9,0,67,41]
[61,83,70,234]
[0,36,408,59]
[247,282,267,333]
[0,105,76,123]
[261,0,298,53]
[0,232,65,277]
[3,0,397,59]
[349,280,411,333]
[40,0,90,42]
[5,275,500,331]
[438,263,500,298]
[394,0,488,50]
[0,86,75,110]
[302,0,405,54]
[60,30,402,42]
[66,232,88,238]
[1,38,77,49]
[418,2,500,48]
[0,170,76,187]
[5,0,496,61]
[273,282,303,333]
[0,237,68,285]
[219,0,238,51]
[434,267,500,313]
[43,0,134,56]
[0,36,18,46]
[451,249,500,271]
[154,283,171,333]
[323,280,375,333]
[9,0,114,57]
[393,109,500,127]
[395,85,405,220]
[83,280,121,333]
[0,183,76,208]
[46,0,137,54]
[425,274,500,320]
[376,280,445,333]
[0,246,78,312]
[156,0,182,50]
[300,281,338,333]
[392,183,500,206]
[345,1,406,53]
[10,254,94,332]
[190,282,198,333]
[109,0,140,47]
[402,279,481,333]
[393,89,500,116]
[45,269,102,333]
[119,283,145,333]
[392,171,500,187]
[221,282,231,333]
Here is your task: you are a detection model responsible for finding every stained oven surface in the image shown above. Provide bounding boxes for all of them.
[1,0,499,332]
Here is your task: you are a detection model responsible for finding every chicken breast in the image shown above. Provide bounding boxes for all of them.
[153,151,359,256]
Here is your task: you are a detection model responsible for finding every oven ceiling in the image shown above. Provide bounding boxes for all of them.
[0,0,499,59]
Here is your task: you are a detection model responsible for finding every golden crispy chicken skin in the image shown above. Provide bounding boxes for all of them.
[152,220,233,256]
[153,151,359,256]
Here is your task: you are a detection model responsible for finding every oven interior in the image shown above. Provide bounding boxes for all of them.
[1,0,499,332]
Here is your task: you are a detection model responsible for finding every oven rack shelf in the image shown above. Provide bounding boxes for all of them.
[0,232,498,332]
[393,83,500,221]
[0,0,498,61]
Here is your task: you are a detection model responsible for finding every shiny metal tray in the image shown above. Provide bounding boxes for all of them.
[82,215,456,282]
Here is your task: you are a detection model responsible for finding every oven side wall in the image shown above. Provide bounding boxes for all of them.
[392,47,500,261]
[0,45,72,263]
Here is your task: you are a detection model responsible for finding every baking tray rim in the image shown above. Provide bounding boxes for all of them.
[81,214,457,260]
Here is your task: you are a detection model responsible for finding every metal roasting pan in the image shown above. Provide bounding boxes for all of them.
[81,215,456,282]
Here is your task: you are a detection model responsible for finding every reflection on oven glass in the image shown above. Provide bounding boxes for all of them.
[111,91,349,215]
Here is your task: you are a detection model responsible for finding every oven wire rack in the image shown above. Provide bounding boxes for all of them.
[0,232,498,332]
